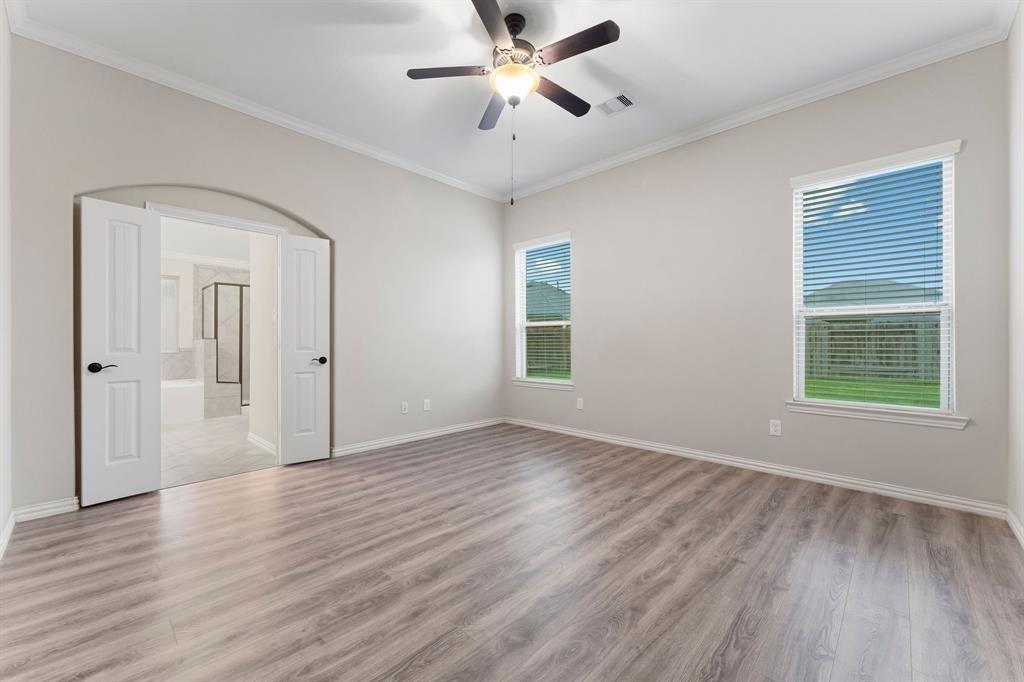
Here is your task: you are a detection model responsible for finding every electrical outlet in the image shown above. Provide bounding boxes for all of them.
[401,401,409,415]
[577,397,584,410]
[769,419,782,436]
[423,398,431,411]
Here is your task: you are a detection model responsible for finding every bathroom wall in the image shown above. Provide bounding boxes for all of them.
[160,257,196,380]
[162,258,195,348]
[160,350,195,381]
[248,232,278,448]
[163,216,251,261]
[202,339,241,418]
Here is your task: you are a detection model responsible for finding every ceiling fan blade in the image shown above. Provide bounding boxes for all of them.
[407,66,488,80]
[537,20,620,65]
[536,77,591,117]
[478,92,506,130]
[471,0,514,50]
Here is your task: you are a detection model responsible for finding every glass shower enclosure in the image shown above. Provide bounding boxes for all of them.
[201,282,251,406]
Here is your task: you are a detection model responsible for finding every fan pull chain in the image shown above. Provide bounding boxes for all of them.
[510,105,516,206]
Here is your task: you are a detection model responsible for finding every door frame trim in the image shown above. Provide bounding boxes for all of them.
[147,202,286,467]
[147,203,289,236]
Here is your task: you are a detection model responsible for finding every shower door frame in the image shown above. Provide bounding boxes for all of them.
[201,281,251,406]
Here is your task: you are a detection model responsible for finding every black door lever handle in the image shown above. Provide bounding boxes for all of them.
[316,356,327,365]
[87,362,118,373]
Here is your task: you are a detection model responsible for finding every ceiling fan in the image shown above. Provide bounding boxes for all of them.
[407,0,621,130]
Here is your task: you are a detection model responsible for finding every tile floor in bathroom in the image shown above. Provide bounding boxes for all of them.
[161,412,277,488]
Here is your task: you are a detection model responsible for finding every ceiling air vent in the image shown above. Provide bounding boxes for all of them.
[597,93,635,117]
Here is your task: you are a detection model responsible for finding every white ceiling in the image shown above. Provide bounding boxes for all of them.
[8,1,1018,200]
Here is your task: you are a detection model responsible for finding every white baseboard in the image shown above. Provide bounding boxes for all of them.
[1009,509,1024,551]
[247,432,277,456]
[504,418,1008,519]
[13,496,80,522]
[0,512,14,560]
[329,415,1012,523]
[331,418,504,458]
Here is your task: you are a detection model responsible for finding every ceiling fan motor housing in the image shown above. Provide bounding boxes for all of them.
[493,14,537,69]
[493,38,537,68]
[504,13,526,38]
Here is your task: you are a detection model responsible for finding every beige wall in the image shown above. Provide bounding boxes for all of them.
[1009,2,1024,526]
[503,44,1010,505]
[248,231,277,448]
[6,26,1017,514]
[0,1,12,537]
[11,36,504,507]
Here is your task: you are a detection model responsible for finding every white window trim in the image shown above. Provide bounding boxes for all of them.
[790,139,961,189]
[790,141,965,427]
[785,400,969,430]
[512,378,575,391]
[514,233,573,387]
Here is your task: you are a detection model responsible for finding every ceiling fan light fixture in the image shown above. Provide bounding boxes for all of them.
[489,63,539,107]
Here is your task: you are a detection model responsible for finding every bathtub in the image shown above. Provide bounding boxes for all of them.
[161,378,205,424]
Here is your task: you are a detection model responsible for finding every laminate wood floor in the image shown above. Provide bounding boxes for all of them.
[1,424,1022,681]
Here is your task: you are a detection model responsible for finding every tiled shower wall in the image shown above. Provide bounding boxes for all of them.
[194,265,249,334]
[195,266,250,418]
[160,350,194,380]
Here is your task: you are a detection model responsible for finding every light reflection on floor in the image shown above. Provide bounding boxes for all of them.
[161,413,276,488]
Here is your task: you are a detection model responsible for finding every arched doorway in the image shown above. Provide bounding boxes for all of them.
[76,192,332,505]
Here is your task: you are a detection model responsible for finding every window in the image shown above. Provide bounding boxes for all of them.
[515,235,572,384]
[793,148,956,412]
[160,276,179,353]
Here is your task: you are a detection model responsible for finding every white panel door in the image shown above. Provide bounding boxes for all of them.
[80,197,161,506]
[280,234,330,464]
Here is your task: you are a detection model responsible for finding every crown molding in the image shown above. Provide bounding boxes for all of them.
[514,10,1017,199]
[5,1,1017,204]
[3,1,504,202]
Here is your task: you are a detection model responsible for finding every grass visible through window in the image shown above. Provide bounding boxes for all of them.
[805,377,940,408]
[525,324,570,382]
[525,369,571,381]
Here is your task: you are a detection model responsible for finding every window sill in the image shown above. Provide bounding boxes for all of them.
[512,379,575,391]
[785,400,969,430]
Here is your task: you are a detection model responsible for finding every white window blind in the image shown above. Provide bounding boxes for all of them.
[515,237,571,382]
[794,155,954,411]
